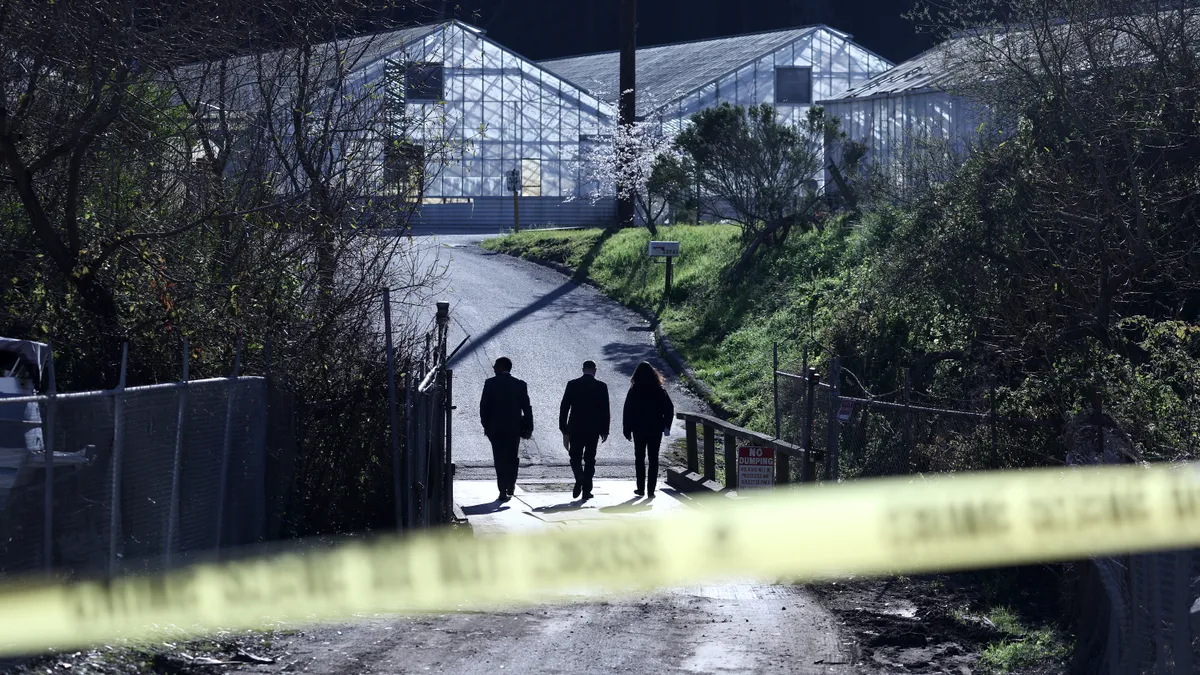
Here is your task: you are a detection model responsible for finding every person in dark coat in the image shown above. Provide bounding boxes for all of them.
[559,360,610,500]
[479,356,533,502]
[622,361,674,498]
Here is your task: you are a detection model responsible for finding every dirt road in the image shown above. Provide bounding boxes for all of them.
[229,480,853,674]
[220,233,854,674]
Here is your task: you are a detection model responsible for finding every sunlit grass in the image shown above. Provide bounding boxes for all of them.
[979,607,1069,673]
[485,222,854,431]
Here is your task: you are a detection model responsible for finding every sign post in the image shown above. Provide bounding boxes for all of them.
[736,445,775,490]
[506,168,520,233]
[647,241,680,302]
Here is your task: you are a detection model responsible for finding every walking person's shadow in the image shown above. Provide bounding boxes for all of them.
[462,501,511,515]
[599,497,653,514]
[533,500,591,514]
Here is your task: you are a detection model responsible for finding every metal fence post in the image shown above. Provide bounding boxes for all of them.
[384,289,402,531]
[42,348,57,573]
[214,344,241,553]
[430,371,445,523]
[989,381,999,469]
[444,368,454,523]
[421,376,433,528]
[903,368,912,472]
[166,338,189,565]
[108,342,129,576]
[436,301,450,363]
[824,356,841,481]
[404,367,414,530]
[801,367,818,483]
[772,342,781,440]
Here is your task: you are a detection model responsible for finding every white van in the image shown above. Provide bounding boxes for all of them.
[0,338,48,509]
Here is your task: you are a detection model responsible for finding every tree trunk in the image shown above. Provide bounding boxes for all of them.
[725,222,776,282]
[828,162,858,213]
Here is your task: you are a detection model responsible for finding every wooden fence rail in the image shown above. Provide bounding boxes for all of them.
[675,411,823,490]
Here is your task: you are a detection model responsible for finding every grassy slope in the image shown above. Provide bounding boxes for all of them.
[483,225,1072,673]
[481,223,854,430]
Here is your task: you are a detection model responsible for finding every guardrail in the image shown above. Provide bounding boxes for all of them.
[675,411,823,490]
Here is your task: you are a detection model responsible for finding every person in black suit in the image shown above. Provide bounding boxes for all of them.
[622,361,674,498]
[559,360,610,500]
[479,356,533,502]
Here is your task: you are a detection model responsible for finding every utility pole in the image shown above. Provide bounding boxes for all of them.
[616,0,637,229]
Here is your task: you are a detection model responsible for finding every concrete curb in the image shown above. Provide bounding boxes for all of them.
[503,249,732,419]
[452,502,470,526]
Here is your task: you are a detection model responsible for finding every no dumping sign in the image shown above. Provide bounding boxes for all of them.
[737,446,775,490]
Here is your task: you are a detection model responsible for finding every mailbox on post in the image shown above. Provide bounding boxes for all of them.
[648,241,680,257]
[648,241,680,302]
[506,168,520,232]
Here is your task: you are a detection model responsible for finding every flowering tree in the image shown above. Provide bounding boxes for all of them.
[576,115,691,235]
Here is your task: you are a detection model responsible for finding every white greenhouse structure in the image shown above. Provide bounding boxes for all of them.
[819,44,991,194]
[541,25,892,137]
[341,21,894,228]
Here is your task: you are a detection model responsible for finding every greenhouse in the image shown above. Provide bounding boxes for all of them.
[350,21,893,228]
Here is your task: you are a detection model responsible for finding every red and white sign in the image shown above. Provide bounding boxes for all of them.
[837,399,855,422]
[737,446,775,490]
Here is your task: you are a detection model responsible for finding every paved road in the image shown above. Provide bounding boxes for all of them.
[429,234,705,481]
[233,480,853,675]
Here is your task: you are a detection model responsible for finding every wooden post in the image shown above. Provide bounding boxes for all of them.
[664,256,673,302]
[724,431,738,489]
[685,418,698,474]
[702,424,715,482]
[775,444,790,485]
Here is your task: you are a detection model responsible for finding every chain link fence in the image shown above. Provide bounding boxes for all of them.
[776,358,1061,481]
[0,376,271,578]
[774,348,1199,673]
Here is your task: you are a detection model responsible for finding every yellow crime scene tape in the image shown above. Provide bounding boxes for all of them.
[2,461,1200,656]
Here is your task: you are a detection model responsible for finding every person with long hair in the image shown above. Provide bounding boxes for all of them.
[622,361,674,498]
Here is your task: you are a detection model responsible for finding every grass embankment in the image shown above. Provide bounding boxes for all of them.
[481,224,853,430]
[483,224,1070,673]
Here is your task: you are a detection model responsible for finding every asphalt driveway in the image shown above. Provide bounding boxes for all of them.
[425,233,706,480]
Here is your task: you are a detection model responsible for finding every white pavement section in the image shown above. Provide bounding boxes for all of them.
[455,479,687,537]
